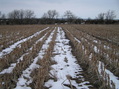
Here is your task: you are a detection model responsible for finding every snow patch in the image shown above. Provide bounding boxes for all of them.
[45,27,91,89]
[0,30,49,74]
[75,37,81,43]
[0,27,49,58]
[98,61,119,89]
[15,29,55,89]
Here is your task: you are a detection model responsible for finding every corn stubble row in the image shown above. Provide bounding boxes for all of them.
[0,26,50,72]
[71,25,119,76]
[0,25,118,89]
[62,25,118,89]
[0,25,47,51]
[0,26,53,89]
[30,29,57,89]
[73,24,119,44]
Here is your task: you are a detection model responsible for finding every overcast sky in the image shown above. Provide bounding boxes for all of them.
[0,0,119,19]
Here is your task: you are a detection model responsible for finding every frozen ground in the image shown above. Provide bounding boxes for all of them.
[98,61,119,89]
[70,29,119,89]
[1,26,118,89]
[45,27,92,89]
[14,29,55,89]
[0,30,49,74]
[0,27,49,58]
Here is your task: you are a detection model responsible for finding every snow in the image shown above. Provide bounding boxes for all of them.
[0,34,2,38]
[106,69,119,89]
[65,28,119,89]
[98,61,119,89]
[75,37,119,89]
[69,29,119,89]
[94,46,98,53]
[0,53,27,74]
[1,26,118,89]
[104,45,110,49]
[0,27,49,58]
[93,40,98,43]
[15,28,55,89]
[75,37,81,43]
[89,53,93,60]
[45,27,91,89]
[0,30,50,74]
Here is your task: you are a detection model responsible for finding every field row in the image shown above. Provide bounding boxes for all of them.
[0,26,53,88]
[0,25,48,52]
[72,24,119,45]
[0,25,119,89]
[0,27,92,89]
[62,25,119,89]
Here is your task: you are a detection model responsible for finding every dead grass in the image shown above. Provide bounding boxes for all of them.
[30,29,57,89]
[62,25,116,89]
[0,26,50,72]
[73,24,119,44]
[0,26,52,89]
[63,25,119,77]
[0,25,118,89]
[0,25,48,51]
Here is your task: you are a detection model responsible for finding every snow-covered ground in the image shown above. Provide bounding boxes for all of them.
[70,29,119,89]
[0,27,49,58]
[14,28,56,89]
[0,30,50,74]
[1,26,118,89]
[98,61,119,89]
[45,27,92,89]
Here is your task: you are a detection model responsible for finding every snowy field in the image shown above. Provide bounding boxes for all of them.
[0,25,119,89]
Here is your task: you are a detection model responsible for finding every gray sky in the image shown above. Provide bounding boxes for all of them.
[0,0,119,19]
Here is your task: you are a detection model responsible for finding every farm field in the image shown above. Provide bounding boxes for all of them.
[0,25,119,89]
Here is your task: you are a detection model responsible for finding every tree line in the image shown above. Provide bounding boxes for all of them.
[0,9,118,25]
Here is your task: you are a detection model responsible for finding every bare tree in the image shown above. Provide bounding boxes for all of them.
[105,10,116,20]
[8,10,20,19]
[0,11,6,25]
[47,10,52,18]
[64,10,77,23]
[44,10,59,19]
[97,13,105,20]
[0,12,6,19]
[96,13,105,24]
[19,9,25,20]
[42,13,48,19]
[25,10,35,19]
[8,9,36,24]
[40,13,48,24]
[1,14,6,19]
[8,9,35,19]
[41,10,59,24]
[64,10,73,19]
[96,10,116,24]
